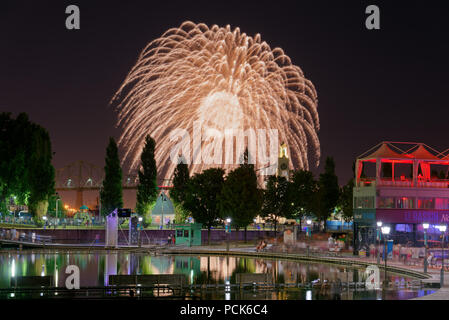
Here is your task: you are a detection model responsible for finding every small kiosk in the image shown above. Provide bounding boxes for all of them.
[174,223,202,246]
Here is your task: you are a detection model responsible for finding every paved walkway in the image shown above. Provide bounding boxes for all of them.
[163,243,449,300]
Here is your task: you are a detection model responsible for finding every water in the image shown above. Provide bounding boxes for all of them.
[0,249,435,300]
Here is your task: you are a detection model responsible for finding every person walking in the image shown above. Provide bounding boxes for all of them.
[167,234,172,246]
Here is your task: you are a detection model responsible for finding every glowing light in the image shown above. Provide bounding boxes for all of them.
[113,21,320,179]
[11,259,15,278]
[306,290,312,300]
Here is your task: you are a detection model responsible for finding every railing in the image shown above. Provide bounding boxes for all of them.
[358,178,449,188]
[0,217,109,228]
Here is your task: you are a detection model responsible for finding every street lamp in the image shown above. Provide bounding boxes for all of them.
[377,221,383,265]
[423,223,430,273]
[437,224,447,287]
[381,226,391,288]
[306,219,312,256]
[55,193,61,228]
[226,218,231,252]
[138,216,143,247]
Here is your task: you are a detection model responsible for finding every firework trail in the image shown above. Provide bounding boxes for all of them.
[113,21,320,181]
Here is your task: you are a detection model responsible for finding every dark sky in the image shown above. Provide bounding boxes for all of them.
[1,0,449,190]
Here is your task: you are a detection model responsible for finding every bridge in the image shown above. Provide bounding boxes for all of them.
[55,160,139,208]
[55,161,173,209]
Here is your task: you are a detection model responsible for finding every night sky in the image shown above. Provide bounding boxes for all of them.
[1,0,449,207]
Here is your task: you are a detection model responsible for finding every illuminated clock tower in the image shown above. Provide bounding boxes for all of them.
[277,142,289,178]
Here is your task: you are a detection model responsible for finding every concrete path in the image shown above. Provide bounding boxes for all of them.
[163,244,449,299]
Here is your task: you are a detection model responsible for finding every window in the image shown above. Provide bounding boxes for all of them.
[378,197,395,208]
[395,224,413,232]
[417,198,435,209]
[177,230,183,237]
[191,230,194,238]
[396,197,414,209]
[435,198,449,210]
[184,230,189,237]
[355,197,374,208]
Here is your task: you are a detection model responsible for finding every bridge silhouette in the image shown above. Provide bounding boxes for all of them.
[55,160,139,209]
[55,161,173,209]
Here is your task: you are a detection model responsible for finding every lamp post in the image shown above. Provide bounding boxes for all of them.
[306,219,312,256]
[377,221,382,265]
[138,216,143,247]
[226,218,231,252]
[55,193,60,220]
[381,226,391,288]
[423,223,429,273]
[437,225,447,287]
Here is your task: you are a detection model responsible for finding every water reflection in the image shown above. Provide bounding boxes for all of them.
[0,250,434,300]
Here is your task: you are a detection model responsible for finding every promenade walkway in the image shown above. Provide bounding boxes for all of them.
[161,243,448,300]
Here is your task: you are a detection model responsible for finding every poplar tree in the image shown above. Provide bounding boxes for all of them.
[171,156,190,223]
[100,137,123,215]
[136,135,158,221]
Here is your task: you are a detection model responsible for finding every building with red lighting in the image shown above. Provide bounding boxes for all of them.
[353,142,449,252]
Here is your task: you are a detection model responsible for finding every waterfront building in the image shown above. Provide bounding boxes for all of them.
[353,142,449,251]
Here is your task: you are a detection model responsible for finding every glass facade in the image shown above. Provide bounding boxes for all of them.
[374,197,449,209]
[417,198,434,209]
[435,198,449,209]
[395,197,414,209]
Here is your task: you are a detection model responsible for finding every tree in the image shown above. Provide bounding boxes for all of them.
[219,158,263,242]
[338,178,354,222]
[288,169,317,231]
[314,157,340,226]
[47,194,67,218]
[100,137,123,215]
[184,168,225,244]
[27,124,55,219]
[0,112,55,221]
[0,113,28,213]
[171,156,190,223]
[261,175,290,235]
[136,135,158,223]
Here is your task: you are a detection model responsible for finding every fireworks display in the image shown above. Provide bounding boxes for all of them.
[113,21,320,181]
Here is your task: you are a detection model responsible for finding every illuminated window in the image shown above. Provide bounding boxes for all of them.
[417,198,435,209]
[435,198,449,210]
[396,197,414,209]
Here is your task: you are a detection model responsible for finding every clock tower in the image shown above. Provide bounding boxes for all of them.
[277,142,289,178]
